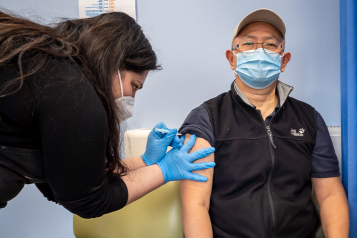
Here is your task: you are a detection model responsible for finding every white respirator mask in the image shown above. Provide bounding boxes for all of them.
[115,69,135,121]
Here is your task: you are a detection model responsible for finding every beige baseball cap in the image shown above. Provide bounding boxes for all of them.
[231,8,286,46]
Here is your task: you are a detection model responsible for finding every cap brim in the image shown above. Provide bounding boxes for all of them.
[232,8,286,46]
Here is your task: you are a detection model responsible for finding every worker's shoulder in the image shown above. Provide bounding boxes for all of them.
[18,37,85,80]
[30,53,90,91]
[41,54,85,79]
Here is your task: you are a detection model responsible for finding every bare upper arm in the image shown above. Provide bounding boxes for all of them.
[312,177,346,205]
[180,134,214,210]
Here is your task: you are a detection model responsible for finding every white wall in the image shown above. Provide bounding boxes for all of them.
[0,0,340,237]
[130,0,340,129]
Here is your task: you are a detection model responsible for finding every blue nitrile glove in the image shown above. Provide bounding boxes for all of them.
[157,134,216,183]
[141,122,179,166]
[170,135,185,149]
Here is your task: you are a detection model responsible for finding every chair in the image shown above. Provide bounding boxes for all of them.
[73,129,184,238]
[73,181,183,238]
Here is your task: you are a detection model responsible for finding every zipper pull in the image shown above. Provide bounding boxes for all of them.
[266,126,277,148]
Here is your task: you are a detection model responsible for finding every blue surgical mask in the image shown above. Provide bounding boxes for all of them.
[234,48,284,89]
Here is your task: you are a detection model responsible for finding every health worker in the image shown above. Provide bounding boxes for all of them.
[0,11,215,218]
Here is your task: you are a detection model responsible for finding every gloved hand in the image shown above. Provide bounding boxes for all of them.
[170,136,185,149]
[141,122,182,166]
[157,134,216,183]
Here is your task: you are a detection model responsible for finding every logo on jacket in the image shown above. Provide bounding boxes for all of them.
[291,128,305,136]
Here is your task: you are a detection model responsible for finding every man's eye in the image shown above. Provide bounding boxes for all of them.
[132,85,138,90]
[243,41,254,46]
[266,43,278,48]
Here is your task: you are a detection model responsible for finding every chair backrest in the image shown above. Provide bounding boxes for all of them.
[73,129,184,238]
[73,181,183,238]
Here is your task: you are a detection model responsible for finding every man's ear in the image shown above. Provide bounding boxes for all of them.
[226,50,236,70]
[280,52,291,72]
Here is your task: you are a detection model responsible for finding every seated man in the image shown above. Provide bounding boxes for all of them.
[179,8,349,238]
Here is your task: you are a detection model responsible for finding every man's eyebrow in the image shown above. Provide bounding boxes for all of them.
[243,35,278,40]
[245,35,257,39]
[263,35,278,40]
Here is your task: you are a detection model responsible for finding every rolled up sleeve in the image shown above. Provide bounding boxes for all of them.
[179,105,215,147]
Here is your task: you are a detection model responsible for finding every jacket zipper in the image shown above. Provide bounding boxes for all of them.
[255,110,282,238]
[246,84,292,237]
[265,107,286,238]
[266,125,276,238]
[266,126,276,148]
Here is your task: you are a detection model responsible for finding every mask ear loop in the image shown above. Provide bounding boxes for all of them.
[232,50,238,57]
[118,69,124,101]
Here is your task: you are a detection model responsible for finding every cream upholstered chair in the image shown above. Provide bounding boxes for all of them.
[73,129,184,238]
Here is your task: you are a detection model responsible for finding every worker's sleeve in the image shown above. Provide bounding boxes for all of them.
[179,104,215,146]
[311,111,340,178]
[36,56,127,218]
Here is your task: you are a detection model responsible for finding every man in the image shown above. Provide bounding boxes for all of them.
[179,9,349,238]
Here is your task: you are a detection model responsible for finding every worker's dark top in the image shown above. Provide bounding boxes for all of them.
[0,52,128,218]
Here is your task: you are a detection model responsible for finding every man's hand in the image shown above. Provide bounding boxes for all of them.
[312,177,349,238]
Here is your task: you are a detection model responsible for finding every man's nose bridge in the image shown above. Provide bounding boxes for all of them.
[255,42,266,49]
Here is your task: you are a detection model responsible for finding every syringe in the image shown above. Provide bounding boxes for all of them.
[155,127,182,136]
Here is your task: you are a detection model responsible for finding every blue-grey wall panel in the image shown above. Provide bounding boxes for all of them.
[131,0,340,129]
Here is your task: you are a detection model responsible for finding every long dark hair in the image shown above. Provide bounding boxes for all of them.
[0,10,161,176]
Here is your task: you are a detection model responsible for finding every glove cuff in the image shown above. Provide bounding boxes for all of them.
[141,154,154,166]
[157,161,169,184]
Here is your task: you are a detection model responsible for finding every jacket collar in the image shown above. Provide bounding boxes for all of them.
[232,80,294,108]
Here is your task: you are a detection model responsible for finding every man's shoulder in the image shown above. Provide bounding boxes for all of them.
[287,96,316,111]
[203,91,231,106]
[187,104,209,117]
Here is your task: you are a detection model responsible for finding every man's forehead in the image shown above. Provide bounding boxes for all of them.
[236,22,284,40]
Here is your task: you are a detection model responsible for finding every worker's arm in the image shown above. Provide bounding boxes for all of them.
[312,177,349,238]
[121,164,164,205]
[180,134,214,238]
[122,156,147,171]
